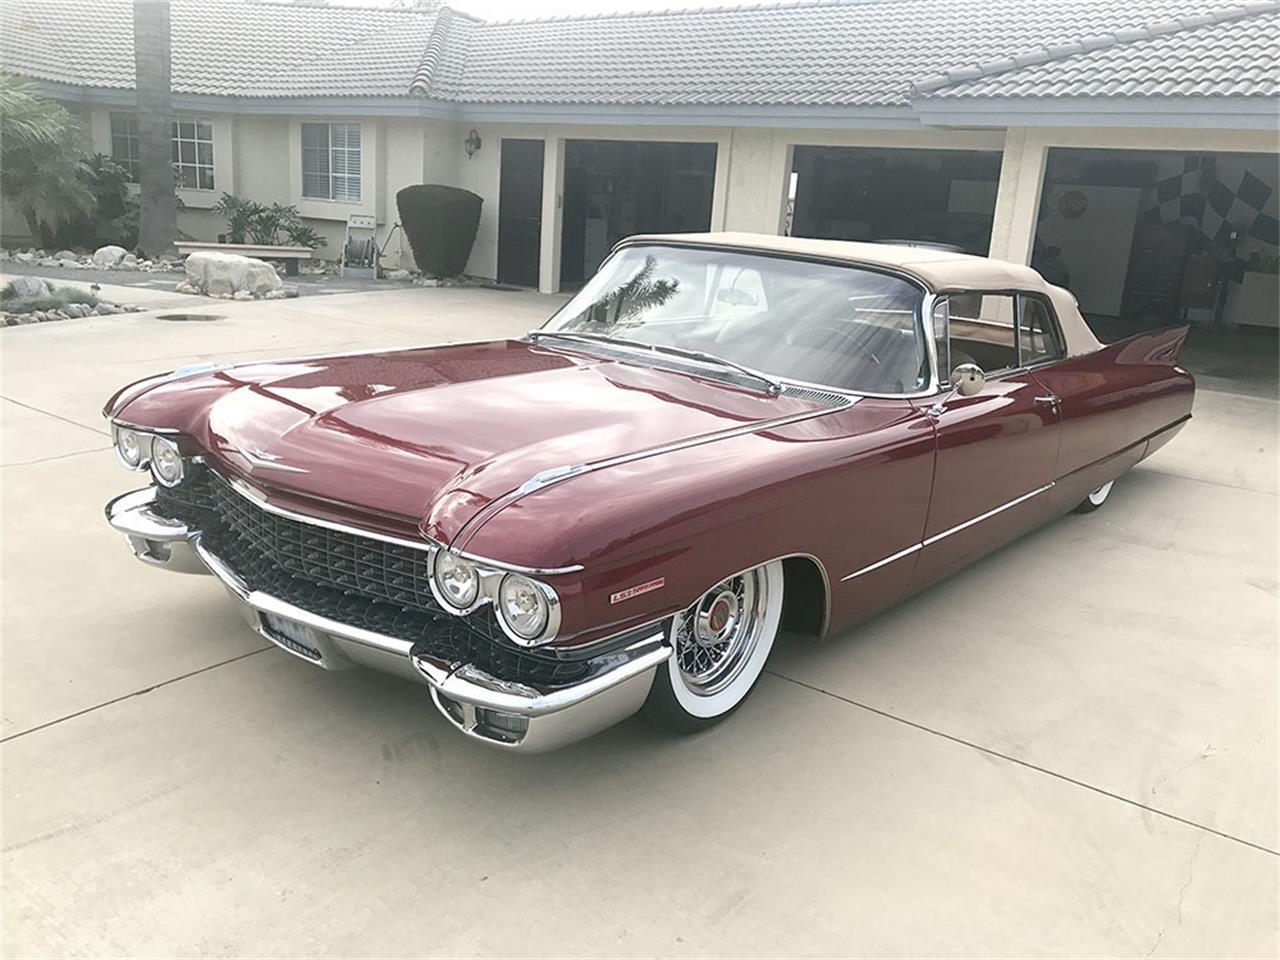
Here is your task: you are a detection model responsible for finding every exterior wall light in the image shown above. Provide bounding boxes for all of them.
[464,129,482,158]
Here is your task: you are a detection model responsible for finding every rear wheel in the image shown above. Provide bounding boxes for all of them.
[643,560,784,733]
[1073,479,1115,514]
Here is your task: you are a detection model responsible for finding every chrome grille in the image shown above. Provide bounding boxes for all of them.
[152,465,586,687]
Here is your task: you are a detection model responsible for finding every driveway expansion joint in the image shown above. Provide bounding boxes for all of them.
[0,647,271,745]
[767,670,1280,858]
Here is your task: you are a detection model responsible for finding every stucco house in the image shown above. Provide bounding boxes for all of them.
[1,0,1277,329]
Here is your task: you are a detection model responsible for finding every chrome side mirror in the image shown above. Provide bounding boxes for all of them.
[950,362,985,397]
[929,362,986,417]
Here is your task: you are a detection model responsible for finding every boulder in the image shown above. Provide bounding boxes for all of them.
[174,281,200,295]
[6,276,50,298]
[93,303,120,316]
[121,253,139,268]
[183,251,282,298]
[53,249,77,261]
[92,244,129,267]
[13,252,36,263]
[384,269,411,280]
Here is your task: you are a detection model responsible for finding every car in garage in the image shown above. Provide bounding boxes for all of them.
[103,232,1195,751]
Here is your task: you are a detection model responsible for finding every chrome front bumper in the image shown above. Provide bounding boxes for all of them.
[105,487,670,751]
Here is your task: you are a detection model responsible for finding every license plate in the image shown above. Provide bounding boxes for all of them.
[260,612,322,661]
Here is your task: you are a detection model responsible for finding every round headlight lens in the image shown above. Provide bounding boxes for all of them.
[433,551,479,609]
[114,427,146,468]
[150,436,185,487]
[498,574,550,642]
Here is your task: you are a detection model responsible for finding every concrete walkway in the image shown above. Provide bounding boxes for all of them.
[2,289,1276,957]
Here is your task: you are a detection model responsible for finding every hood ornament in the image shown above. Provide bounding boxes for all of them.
[240,445,309,474]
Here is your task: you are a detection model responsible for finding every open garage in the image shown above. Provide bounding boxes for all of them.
[1034,148,1280,342]
[559,139,718,287]
[788,146,1003,255]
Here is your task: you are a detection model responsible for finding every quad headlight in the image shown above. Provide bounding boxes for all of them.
[149,435,185,487]
[432,551,480,609]
[113,425,148,468]
[498,574,551,642]
[430,549,560,645]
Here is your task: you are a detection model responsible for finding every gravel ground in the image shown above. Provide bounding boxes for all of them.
[0,259,397,297]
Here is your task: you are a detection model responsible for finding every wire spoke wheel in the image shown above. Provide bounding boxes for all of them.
[674,570,769,696]
[645,560,785,729]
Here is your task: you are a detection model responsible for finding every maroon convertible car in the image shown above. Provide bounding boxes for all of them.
[105,233,1194,751]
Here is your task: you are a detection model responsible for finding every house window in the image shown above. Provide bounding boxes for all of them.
[301,122,362,202]
[171,116,214,190]
[109,113,140,183]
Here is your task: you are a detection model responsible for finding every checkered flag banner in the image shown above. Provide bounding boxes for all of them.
[1146,155,1279,248]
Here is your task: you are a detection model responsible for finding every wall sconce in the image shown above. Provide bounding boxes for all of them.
[464,129,482,159]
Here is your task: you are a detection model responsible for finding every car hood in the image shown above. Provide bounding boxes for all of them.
[113,339,834,544]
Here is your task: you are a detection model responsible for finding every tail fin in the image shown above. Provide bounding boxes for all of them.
[1114,325,1189,366]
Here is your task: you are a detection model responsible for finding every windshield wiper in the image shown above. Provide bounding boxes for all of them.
[529,330,784,396]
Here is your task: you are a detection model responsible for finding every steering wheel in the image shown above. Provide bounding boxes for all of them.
[786,322,883,369]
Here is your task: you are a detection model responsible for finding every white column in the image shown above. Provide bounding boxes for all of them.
[538,136,564,294]
[720,128,791,236]
[988,127,1048,265]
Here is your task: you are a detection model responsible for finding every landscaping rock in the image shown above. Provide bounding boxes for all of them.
[121,253,139,268]
[385,269,411,280]
[53,249,77,261]
[7,276,50,298]
[232,290,253,301]
[14,252,36,263]
[174,281,200,295]
[92,244,129,267]
[93,303,120,316]
[184,250,282,298]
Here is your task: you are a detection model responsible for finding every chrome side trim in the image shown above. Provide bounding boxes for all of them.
[840,543,922,582]
[839,482,1054,582]
[921,482,1053,546]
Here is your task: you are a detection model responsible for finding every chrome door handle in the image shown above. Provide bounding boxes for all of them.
[1034,395,1060,407]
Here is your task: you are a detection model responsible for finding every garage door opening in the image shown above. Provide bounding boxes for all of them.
[1036,149,1279,336]
[788,146,1002,255]
[559,139,717,288]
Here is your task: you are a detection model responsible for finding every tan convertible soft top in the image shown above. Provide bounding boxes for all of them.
[626,232,1102,357]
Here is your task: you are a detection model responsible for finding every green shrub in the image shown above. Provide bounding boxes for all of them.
[212,194,326,248]
[396,184,482,278]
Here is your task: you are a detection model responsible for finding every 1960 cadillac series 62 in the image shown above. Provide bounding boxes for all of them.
[104,233,1194,751]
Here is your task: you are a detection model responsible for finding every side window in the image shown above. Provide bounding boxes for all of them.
[1018,296,1065,365]
[947,293,1017,373]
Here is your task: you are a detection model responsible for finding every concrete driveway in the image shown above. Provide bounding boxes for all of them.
[2,288,1276,958]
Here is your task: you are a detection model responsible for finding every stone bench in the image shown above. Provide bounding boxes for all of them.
[174,241,314,277]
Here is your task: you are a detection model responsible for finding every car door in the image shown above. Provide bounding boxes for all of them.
[913,293,1062,587]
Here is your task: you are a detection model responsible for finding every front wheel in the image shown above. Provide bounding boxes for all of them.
[642,560,784,734]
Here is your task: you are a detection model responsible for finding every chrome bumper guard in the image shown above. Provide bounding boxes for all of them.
[106,487,670,751]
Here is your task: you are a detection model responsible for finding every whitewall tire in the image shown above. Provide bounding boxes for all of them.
[643,560,784,733]
[1074,479,1115,514]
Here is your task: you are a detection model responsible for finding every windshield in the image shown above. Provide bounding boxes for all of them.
[540,244,929,394]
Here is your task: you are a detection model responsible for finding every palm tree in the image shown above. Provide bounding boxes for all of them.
[0,72,97,245]
[133,0,177,256]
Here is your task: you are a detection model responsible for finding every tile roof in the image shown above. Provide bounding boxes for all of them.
[434,0,1277,106]
[0,0,446,97]
[0,0,1275,108]
[915,3,1280,99]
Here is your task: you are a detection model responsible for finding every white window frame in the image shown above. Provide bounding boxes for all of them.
[109,112,140,183]
[301,122,362,203]
[171,115,215,191]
